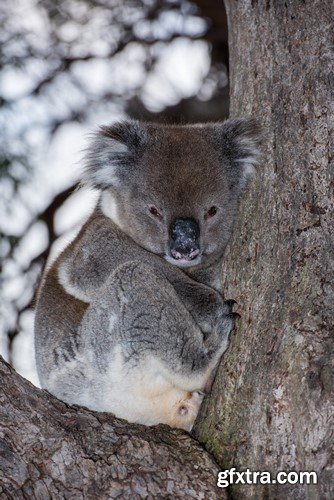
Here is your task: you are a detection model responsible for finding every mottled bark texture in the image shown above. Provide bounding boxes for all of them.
[194,0,333,498]
[0,357,224,498]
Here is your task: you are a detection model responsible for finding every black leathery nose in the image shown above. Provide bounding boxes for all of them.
[170,218,200,259]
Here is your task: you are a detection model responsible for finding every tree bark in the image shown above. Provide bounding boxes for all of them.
[0,357,224,498]
[194,0,333,498]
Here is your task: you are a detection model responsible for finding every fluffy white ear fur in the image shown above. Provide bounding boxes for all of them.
[83,134,129,189]
[82,120,144,189]
[88,137,128,187]
[234,135,261,180]
[218,118,262,188]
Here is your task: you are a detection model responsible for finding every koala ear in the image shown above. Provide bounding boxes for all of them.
[83,120,146,189]
[216,118,262,189]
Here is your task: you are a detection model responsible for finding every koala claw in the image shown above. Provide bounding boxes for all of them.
[224,299,238,309]
[228,311,241,323]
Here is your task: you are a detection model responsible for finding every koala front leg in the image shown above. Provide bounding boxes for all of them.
[107,261,236,392]
[186,257,224,291]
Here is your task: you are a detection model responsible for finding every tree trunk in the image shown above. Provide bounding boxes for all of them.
[194,0,333,498]
[0,357,224,498]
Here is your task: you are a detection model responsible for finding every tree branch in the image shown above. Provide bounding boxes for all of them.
[0,356,224,498]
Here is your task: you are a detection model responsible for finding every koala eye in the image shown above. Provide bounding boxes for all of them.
[149,206,163,221]
[178,405,189,416]
[205,206,218,220]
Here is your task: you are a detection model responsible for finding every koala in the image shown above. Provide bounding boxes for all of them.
[34,119,261,431]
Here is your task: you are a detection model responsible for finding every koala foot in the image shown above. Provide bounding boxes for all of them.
[221,312,239,335]
[165,390,205,432]
[217,299,240,337]
[178,391,204,414]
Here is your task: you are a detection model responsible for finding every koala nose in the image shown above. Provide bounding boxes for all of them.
[169,218,200,261]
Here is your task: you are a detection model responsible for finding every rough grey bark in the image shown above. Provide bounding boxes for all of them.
[0,356,224,498]
[194,0,333,498]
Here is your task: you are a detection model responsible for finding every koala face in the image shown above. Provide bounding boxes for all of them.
[84,119,261,269]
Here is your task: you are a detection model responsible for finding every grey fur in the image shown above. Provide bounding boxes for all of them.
[34,118,261,430]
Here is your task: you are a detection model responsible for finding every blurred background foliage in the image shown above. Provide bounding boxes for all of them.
[0,0,228,383]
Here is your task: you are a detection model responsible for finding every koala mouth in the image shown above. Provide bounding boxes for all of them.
[164,253,202,268]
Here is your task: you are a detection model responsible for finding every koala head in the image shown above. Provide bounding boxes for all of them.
[84,119,261,269]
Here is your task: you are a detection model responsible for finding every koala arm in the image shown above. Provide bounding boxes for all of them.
[84,261,235,393]
[56,214,231,339]
[185,257,223,291]
[56,215,138,302]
